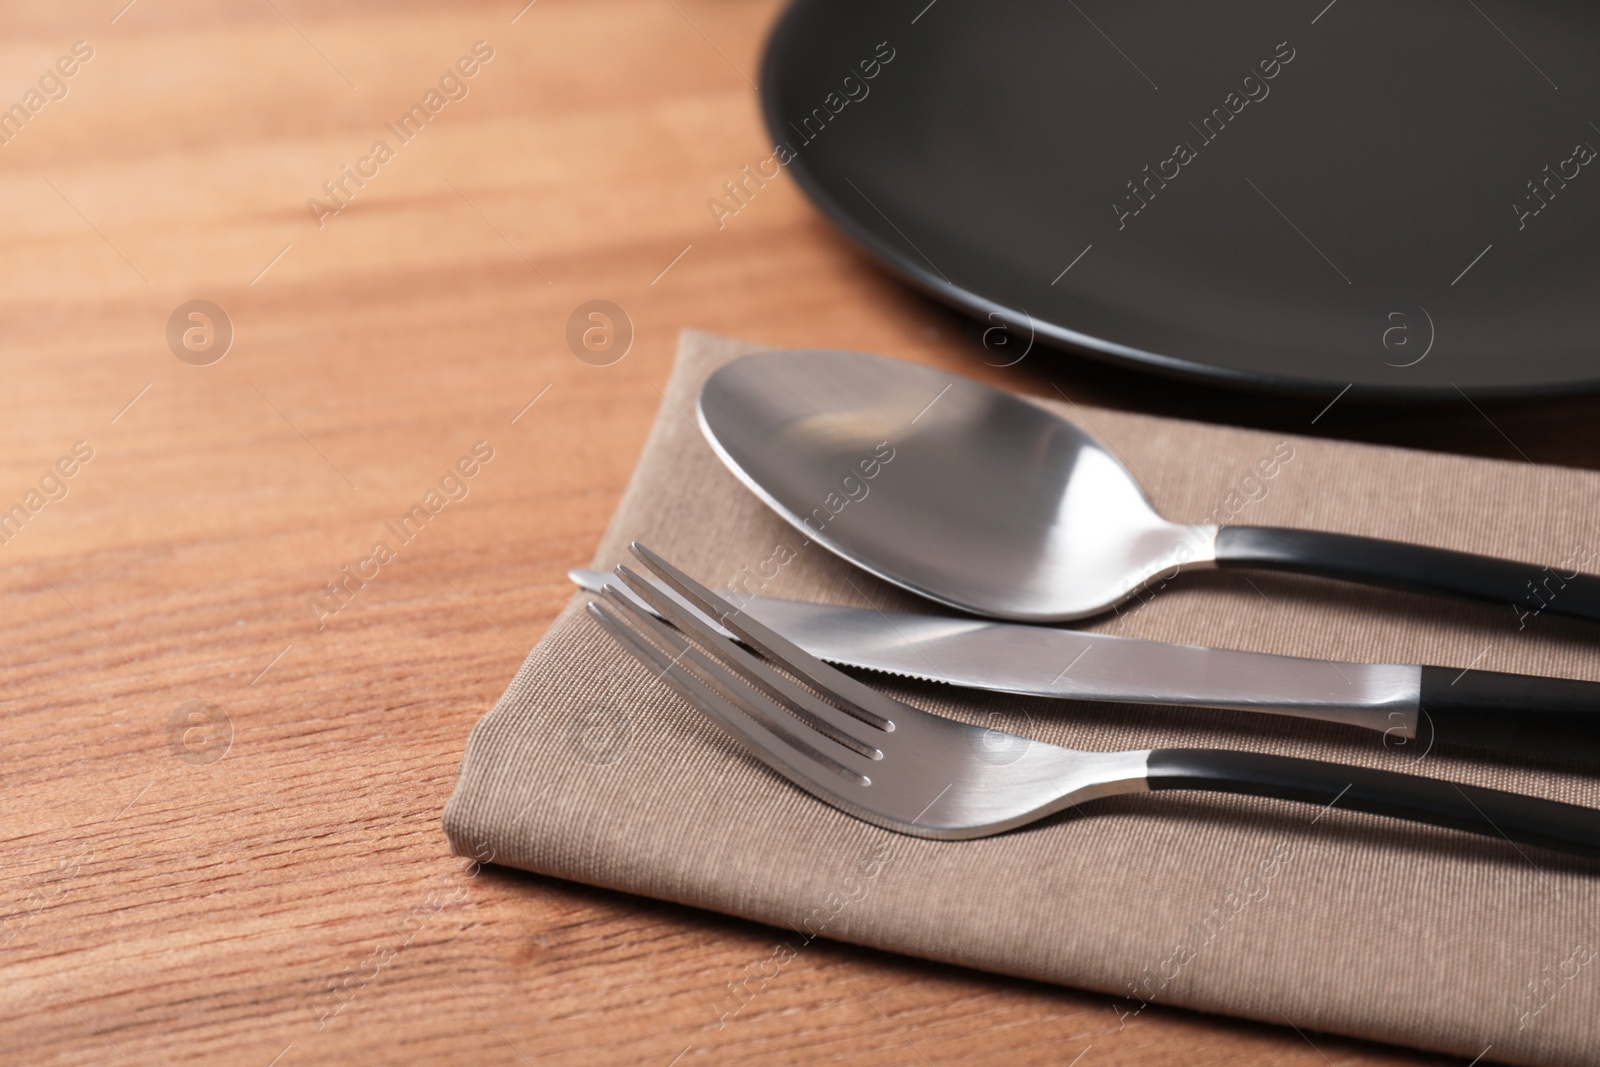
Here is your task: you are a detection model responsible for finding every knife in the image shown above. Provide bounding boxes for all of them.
[570,569,1600,761]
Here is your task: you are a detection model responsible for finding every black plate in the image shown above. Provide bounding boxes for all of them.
[760,0,1600,396]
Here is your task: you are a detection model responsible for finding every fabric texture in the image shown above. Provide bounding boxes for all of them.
[444,330,1600,1065]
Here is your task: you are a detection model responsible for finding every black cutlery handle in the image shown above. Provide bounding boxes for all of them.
[1214,526,1600,625]
[1147,748,1600,860]
[1419,666,1600,762]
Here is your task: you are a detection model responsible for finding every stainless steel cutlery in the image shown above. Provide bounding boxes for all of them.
[569,569,1600,764]
[574,349,1600,856]
[586,544,1600,858]
[697,348,1600,624]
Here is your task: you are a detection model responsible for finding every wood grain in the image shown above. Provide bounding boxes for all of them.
[0,1,1563,1063]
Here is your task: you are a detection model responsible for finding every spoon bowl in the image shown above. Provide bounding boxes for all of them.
[697,349,1214,621]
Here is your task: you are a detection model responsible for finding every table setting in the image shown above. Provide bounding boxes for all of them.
[446,331,1600,1066]
[10,0,1600,1063]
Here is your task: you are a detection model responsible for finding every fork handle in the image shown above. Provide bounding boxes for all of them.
[1146,749,1600,860]
[1213,526,1600,625]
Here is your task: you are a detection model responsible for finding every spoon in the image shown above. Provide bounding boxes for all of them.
[697,349,1600,623]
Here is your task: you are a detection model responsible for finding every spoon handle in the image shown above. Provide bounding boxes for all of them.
[1213,526,1600,625]
[1147,748,1600,860]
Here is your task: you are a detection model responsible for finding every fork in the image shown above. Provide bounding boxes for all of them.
[587,543,1600,859]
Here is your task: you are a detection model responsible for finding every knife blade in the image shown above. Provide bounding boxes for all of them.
[570,568,1420,738]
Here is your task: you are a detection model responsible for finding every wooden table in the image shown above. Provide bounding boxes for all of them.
[5,2,1586,1063]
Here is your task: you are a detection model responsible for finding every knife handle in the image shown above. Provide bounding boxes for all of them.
[1146,748,1600,860]
[1213,526,1600,625]
[1417,666,1600,762]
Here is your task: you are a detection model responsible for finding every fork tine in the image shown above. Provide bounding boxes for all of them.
[588,601,886,818]
[628,542,905,731]
[589,596,878,781]
[612,565,885,758]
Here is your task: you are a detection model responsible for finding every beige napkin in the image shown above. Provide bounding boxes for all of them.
[444,330,1600,1066]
